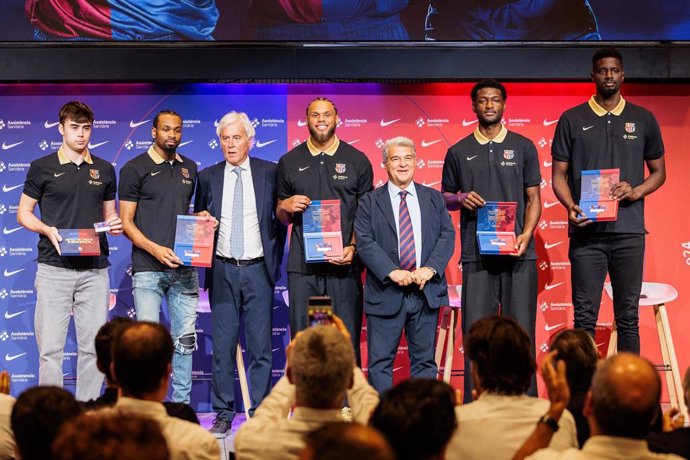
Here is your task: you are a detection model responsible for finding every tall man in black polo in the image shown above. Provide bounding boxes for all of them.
[552,48,666,354]
[194,111,286,437]
[276,97,373,357]
[17,101,123,400]
[442,80,542,400]
[119,110,212,404]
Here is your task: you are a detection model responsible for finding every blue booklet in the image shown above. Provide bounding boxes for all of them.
[173,215,215,267]
[476,201,518,255]
[303,200,343,262]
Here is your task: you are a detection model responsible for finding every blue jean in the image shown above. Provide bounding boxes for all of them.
[132,268,199,403]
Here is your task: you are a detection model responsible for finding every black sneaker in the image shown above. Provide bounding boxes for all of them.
[209,417,231,438]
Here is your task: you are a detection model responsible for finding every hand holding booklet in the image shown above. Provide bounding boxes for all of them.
[579,168,620,221]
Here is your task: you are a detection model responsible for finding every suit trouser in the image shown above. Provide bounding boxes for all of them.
[366,290,439,393]
[461,258,537,402]
[210,258,274,421]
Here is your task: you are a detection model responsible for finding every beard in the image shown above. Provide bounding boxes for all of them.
[308,124,336,145]
[598,85,618,99]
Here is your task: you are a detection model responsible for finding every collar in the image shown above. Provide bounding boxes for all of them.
[115,396,167,418]
[147,146,182,164]
[307,135,340,156]
[387,181,417,200]
[582,435,651,453]
[588,95,626,117]
[473,125,508,145]
[292,407,344,423]
[225,156,251,174]
[57,146,93,165]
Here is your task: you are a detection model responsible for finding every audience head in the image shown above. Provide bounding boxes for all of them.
[300,422,394,460]
[95,316,134,383]
[465,315,536,395]
[10,386,83,460]
[370,378,456,460]
[112,321,173,399]
[288,325,354,409]
[53,411,169,460]
[550,328,599,393]
[586,353,660,439]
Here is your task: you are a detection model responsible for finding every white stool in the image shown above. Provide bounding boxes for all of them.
[435,285,462,383]
[604,282,686,416]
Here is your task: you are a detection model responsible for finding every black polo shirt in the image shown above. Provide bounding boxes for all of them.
[118,147,197,272]
[276,137,373,275]
[23,149,115,269]
[442,126,541,262]
[552,97,664,235]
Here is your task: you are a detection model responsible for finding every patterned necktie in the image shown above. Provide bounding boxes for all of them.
[398,190,416,271]
[230,167,244,259]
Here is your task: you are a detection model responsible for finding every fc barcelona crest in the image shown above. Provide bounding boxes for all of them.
[89,169,100,179]
[503,150,515,160]
[335,163,346,174]
[625,123,636,133]
[181,168,190,179]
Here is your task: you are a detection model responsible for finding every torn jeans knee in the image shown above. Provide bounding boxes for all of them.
[174,332,197,354]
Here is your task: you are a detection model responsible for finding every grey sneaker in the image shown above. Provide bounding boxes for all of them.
[209,417,231,438]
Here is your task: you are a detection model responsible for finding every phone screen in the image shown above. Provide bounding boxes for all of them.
[307,296,333,327]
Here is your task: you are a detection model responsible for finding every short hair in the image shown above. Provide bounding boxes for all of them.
[215,111,256,142]
[153,110,182,129]
[112,321,173,398]
[591,353,661,439]
[11,386,83,460]
[550,329,598,393]
[289,326,354,409]
[305,97,338,116]
[465,315,535,395]
[302,422,394,460]
[592,48,623,68]
[95,316,134,382]
[53,412,169,460]
[471,79,507,102]
[59,101,94,125]
[370,379,456,460]
[382,136,416,163]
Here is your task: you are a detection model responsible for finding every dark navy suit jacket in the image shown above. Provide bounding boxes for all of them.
[354,182,455,316]
[193,157,286,289]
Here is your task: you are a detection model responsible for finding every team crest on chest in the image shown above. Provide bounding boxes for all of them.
[335,163,346,174]
[503,150,515,160]
[181,168,190,179]
[625,123,636,133]
[89,169,100,179]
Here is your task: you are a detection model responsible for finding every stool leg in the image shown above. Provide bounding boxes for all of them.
[435,308,450,377]
[443,309,458,383]
[236,346,252,420]
[655,303,687,418]
[606,322,618,357]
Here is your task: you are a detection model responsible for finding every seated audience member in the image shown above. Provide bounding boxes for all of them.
[234,316,379,460]
[52,411,169,460]
[521,353,683,460]
[109,321,219,460]
[446,316,577,459]
[10,386,83,460]
[300,422,395,460]
[647,366,690,458]
[370,378,456,460]
[549,329,599,447]
[0,371,15,460]
[83,317,199,424]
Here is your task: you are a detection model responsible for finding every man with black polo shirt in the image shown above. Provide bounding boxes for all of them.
[442,79,542,401]
[119,110,211,404]
[17,101,123,400]
[552,48,666,354]
[276,97,373,357]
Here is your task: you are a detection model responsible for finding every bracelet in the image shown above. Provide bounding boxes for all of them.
[538,414,560,432]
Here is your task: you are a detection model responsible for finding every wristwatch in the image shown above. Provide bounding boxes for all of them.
[538,414,560,432]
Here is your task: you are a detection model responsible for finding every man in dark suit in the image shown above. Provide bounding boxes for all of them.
[193,111,286,437]
[355,136,455,393]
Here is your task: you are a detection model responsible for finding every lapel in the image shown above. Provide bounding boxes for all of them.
[416,183,432,248]
[249,158,265,223]
[374,183,396,234]
[210,162,225,216]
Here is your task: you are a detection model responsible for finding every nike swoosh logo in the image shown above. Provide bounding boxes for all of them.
[5,352,27,362]
[582,125,594,131]
[543,201,560,209]
[423,180,442,187]
[214,120,220,127]
[2,141,23,150]
[544,322,566,331]
[543,119,559,127]
[2,184,22,192]
[4,268,25,277]
[297,119,307,127]
[272,348,279,352]
[5,310,26,319]
[3,226,22,235]
[87,141,108,149]
[421,139,442,148]
[45,121,60,128]
[129,119,151,128]
[178,140,193,148]
[466,155,478,161]
[462,119,479,127]
[256,139,277,148]
[150,171,162,176]
[544,241,565,250]
[543,160,552,167]
[544,282,565,291]
[54,172,66,178]
[393,366,404,372]
[298,166,310,172]
[380,118,401,127]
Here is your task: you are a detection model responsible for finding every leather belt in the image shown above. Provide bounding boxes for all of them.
[215,255,264,267]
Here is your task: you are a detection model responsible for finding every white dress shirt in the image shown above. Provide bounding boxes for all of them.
[387,181,422,269]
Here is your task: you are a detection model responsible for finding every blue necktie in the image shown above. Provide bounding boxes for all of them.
[230,167,244,259]
[398,190,416,271]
